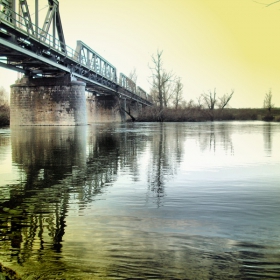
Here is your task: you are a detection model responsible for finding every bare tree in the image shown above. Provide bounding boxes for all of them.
[218,90,234,109]
[202,88,234,110]
[172,77,183,109]
[202,89,217,110]
[263,89,274,112]
[0,86,10,126]
[196,95,203,109]
[162,72,174,108]
[185,99,194,108]
[150,87,158,105]
[0,86,8,106]
[200,89,217,121]
[128,67,137,84]
[200,89,234,121]
[150,50,173,110]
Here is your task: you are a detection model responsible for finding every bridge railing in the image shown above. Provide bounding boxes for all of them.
[137,86,147,100]
[74,40,117,83]
[119,73,136,93]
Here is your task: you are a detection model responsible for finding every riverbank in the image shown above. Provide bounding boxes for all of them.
[1,107,280,127]
[136,107,280,122]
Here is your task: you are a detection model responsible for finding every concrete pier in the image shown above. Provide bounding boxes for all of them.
[86,93,139,123]
[86,93,123,123]
[9,75,143,126]
[10,75,87,126]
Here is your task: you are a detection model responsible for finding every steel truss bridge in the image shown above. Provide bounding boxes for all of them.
[0,0,153,106]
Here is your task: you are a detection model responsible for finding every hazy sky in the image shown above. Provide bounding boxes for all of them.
[1,0,280,108]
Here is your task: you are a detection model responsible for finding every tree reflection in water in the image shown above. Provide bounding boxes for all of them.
[197,122,234,155]
[263,122,273,156]
[147,123,185,207]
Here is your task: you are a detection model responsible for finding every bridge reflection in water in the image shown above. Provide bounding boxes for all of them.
[0,123,280,279]
[1,124,155,277]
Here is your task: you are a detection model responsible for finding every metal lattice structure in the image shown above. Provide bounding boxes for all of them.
[119,73,136,94]
[0,0,152,106]
[74,41,117,84]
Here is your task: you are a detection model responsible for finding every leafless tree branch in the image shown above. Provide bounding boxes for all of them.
[172,77,184,109]
[253,0,280,7]
[218,89,234,109]
[263,89,274,112]
[266,0,280,7]
[150,50,174,110]
[128,67,138,84]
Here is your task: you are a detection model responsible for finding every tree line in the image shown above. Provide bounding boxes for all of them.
[149,50,234,110]
[0,48,279,125]
[132,49,279,122]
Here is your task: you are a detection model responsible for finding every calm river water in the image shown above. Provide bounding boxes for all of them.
[0,121,280,279]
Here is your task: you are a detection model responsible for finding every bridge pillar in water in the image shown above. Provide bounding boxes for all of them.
[120,98,127,121]
[10,75,87,126]
[86,93,125,123]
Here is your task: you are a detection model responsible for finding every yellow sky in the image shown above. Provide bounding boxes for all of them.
[1,0,280,108]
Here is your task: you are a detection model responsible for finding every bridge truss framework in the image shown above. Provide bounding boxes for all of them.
[0,0,153,106]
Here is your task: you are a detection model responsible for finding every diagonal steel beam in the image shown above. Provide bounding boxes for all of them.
[19,0,34,35]
[41,3,56,39]
[54,1,65,52]
[41,0,66,52]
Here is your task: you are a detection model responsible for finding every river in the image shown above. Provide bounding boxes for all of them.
[0,121,280,279]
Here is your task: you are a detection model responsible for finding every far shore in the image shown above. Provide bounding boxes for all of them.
[135,107,280,123]
[1,107,280,127]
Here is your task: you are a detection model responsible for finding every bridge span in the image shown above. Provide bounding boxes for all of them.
[0,0,153,125]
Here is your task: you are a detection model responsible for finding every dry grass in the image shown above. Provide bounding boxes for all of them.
[137,107,280,122]
[1,105,279,126]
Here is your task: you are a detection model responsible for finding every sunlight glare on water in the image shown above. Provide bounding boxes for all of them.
[0,122,280,279]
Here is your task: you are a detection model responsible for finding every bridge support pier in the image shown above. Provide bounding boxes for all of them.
[120,98,127,121]
[10,75,87,126]
[86,93,125,123]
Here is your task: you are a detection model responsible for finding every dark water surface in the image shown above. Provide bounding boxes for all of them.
[0,122,280,279]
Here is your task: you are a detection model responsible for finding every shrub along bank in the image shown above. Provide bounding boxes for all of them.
[0,104,10,127]
[1,106,280,127]
[136,107,280,122]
